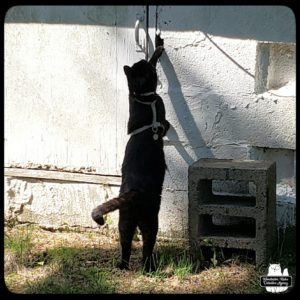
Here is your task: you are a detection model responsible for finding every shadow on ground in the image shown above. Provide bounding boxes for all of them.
[4,225,296,294]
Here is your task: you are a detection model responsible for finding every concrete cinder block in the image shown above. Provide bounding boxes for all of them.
[188,158,277,265]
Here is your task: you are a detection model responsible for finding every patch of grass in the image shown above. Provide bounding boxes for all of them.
[4,225,296,294]
[46,247,80,270]
[13,246,117,294]
[141,246,196,281]
[4,224,33,268]
[25,266,116,294]
[5,226,33,254]
[173,251,194,279]
[141,253,169,280]
[80,266,116,293]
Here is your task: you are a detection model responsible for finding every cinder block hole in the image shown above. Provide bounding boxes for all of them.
[212,179,256,197]
[198,214,256,238]
[200,246,255,264]
[249,147,295,184]
[198,180,256,207]
[255,42,295,94]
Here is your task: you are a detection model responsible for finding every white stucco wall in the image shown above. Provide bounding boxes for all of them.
[4,176,120,229]
[153,5,296,235]
[4,6,147,175]
[5,6,296,237]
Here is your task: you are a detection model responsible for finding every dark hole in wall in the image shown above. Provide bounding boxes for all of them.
[255,42,295,94]
[249,147,295,184]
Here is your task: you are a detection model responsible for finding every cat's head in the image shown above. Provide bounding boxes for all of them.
[123,46,164,96]
[123,60,157,96]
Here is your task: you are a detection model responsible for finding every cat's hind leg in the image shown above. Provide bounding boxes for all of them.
[138,214,159,273]
[117,206,137,270]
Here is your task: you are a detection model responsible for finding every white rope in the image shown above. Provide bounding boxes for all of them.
[130,124,153,136]
[133,91,156,97]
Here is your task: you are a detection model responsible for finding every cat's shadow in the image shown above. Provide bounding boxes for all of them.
[148,39,213,166]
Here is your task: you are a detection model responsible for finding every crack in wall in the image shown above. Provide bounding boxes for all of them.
[6,179,34,219]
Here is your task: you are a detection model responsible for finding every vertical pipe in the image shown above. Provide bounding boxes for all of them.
[155,5,158,34]
[145,5,149,60]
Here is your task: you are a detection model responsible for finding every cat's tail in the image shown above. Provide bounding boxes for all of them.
[91,190,138,225]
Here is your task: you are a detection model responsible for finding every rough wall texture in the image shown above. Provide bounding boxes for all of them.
[4,177,120,229]
[5,6,296,237]
[4,6,147,175]
[157,33,295,233]
[154,5,295,235]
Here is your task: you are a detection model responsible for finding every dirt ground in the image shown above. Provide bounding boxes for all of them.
[4,224,295,294]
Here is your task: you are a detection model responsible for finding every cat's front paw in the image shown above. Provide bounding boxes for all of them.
[155,45,164,58]
[91,207,105,225]
[155,30,164,48]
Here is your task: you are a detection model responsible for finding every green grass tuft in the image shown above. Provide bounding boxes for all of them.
[5,225,33,266]
[141,248,195,280]
[4,225,296,294]
[173,251,194,279]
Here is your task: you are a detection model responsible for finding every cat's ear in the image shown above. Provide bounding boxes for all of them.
[123,66,131,77]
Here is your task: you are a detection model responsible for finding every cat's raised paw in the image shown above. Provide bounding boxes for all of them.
[155,30,164,48]
[156,45,164,56]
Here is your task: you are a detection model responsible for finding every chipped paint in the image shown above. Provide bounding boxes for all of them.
[4,176,120,229]
[5,162,97,174]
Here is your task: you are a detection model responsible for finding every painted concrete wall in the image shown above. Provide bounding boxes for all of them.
[4,5,146,231]
[5,6,296,237]
[5,5,147,175]
[4,176,120,229]
[154,6,295,235]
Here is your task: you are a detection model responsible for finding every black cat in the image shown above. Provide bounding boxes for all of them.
[91,46,170,272]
